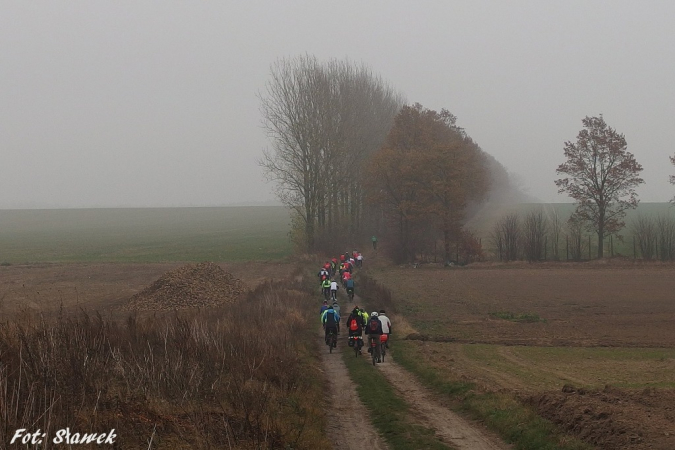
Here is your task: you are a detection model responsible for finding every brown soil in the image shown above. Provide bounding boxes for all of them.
[0,261,292,315]
[370,263,675,449]
[373,263,675,347]
[122,262,245,311]
[529,385,675,450]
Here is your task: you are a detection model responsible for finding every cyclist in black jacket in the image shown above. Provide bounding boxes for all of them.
[365,312,383,362]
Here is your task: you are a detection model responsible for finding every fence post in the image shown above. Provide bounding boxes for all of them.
[544,236,547,261]
[633,235,636,259]
[588,235,591,260]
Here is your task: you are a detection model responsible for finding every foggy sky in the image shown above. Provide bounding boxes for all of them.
[1,1,674,208]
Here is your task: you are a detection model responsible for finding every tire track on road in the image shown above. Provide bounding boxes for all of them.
[318,325,388,449]
[376,360,510,450]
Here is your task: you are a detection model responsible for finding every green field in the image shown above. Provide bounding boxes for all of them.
[0,206,291,263]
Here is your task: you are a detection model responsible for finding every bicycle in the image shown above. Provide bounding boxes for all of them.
[369,337,380,365]
[330,289,338,302]
[348,335,362,357]
[380,334,388,363]
[347,288,354,302]
[326,329,337,353]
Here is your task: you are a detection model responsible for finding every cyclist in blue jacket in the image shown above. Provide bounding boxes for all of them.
[321,304,340,346]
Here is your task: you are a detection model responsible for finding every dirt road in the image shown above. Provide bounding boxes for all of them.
[318,329,388,450]
[377,361,509,450]
[326,296,508,450]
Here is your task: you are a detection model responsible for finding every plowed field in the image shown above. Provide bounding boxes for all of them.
[369,261,675,449]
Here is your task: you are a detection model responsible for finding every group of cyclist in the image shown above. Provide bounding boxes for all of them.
[345,307,391,363]
[317,251,361,302]
[318,250,391,363]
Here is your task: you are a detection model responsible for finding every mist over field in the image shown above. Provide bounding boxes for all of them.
[0,206,291,263]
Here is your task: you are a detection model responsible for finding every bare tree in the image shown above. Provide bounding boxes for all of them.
[631,215,656,260]
[491,220,505,261]
[259,55,402,251]
[548,207,564,260]
[567,214,587,261]
[656,214,675,261]
[523,208,548,262]
[670,153,675,203]
[491,213,521,261]
[555,116,644,258]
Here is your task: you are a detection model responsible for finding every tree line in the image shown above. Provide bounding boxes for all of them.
[260,55,675,263]
[490,207,675,262]
[259,55,403,254]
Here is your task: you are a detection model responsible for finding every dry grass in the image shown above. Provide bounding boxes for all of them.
[0,279,329,449]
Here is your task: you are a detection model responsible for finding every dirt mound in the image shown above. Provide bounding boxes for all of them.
[123,262,246,311]
[528,385,675,449]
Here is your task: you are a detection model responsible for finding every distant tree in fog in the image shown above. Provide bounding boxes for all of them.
[555,116,644,258]
[491,212,521,261]
[566,214,587,261]
[670,153,675,203]
[630,215,656,260]
[549,208,563,260]
[523,208,548,262]
[655,215,675,261]
[259,55,403,251]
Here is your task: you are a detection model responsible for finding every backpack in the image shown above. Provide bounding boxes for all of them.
[349,318,359,331]
[369,318,379,332]
[324,310,337,326]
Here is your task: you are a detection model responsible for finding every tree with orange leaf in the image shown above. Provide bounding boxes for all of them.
[365,104,490,263]
[555,116,644,258]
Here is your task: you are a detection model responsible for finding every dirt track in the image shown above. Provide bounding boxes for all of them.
[377,361,508,450]
[325,297,507,450]
[318,328,388,450]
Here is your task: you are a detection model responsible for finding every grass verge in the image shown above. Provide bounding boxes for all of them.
[341,349,453,450]
[489,311,546,323]
[357,272,592,450]
[394,341,592,450]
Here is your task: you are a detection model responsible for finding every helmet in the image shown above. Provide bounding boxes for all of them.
[370,311,379,317]
[379,309,386,314]
[323,300,327,304]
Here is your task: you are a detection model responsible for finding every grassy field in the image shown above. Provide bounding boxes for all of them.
[0,206,291,263]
